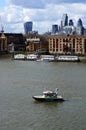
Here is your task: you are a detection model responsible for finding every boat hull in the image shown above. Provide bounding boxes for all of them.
[32,96,64,102]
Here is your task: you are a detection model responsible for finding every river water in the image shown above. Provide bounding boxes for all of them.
[0,58,86,130]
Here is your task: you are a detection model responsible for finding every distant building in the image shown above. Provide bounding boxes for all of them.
[84,28,86,35]
[63,26,76,35]
[24,21,33,34]
[69,19,74,26]
[61,14,68,27]
[52,25,58,34]
[77,18,83,27]
[51,14,86,36]
[76,18,83,35]
[59,14,75,35]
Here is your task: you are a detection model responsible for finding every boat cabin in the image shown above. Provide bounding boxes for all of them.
[43,91,56,97]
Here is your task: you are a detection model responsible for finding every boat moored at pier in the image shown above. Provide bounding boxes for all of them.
[26,54,38,60]
[37,55,55,62]
[14,54,25,60]
[56,55,79,62]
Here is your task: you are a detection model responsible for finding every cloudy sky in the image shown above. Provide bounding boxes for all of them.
[0,0,86,34]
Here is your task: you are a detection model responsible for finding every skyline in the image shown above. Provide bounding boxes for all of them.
[0,0,86,34]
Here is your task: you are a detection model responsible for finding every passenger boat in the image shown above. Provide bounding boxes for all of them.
[26,54,38,60]
[32,88,64,102]
[38,55,55,62]
[56,55,79,62]
[14,54,25,60]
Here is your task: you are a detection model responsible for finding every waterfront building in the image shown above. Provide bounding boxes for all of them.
[24,21,33,34]
[0,32,7,53]
[26,38,40,52]
[25,36,48,54]
[48,35,86,55]
[0,33,25,53]
[6,33,25,52]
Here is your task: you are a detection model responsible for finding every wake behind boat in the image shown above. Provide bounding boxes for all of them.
[32,88,64,102]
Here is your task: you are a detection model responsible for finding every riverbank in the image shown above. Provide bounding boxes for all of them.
[0,54,86,62]
[79,56,86,62]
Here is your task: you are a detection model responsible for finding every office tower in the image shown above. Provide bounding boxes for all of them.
[69,19,74,26]
[76,18,83,35]
[77,18,83,27]
[84,28,86,35]
[62,14,68,27]
[24,21,33,34]
[59,20,63,31]
[52,24,58,34]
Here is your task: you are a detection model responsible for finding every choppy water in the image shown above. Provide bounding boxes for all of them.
[0,58,86,130]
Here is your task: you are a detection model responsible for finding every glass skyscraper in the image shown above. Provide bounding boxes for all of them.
[24,21,33,34]
[69,19,74,26]
[62,14,68,27]
[77,18,83,27]
[52,24,58,34]
[76,18,83,35]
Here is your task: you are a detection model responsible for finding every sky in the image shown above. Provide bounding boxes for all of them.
[0,0,86,34]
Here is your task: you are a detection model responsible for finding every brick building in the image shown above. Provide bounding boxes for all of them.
[25,35,48,54]
[48,35,86,55]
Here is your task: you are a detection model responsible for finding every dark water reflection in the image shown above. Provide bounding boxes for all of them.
[0,59,86,130]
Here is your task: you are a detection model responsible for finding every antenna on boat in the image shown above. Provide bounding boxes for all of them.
[55,88,59,94]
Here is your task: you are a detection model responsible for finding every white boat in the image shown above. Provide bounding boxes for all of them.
[32,88,64,102]
[36,58,43,62]
[40,55,55,62]
[56,55,79,62]
[14,54,25,60]
[26,54,38,60]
